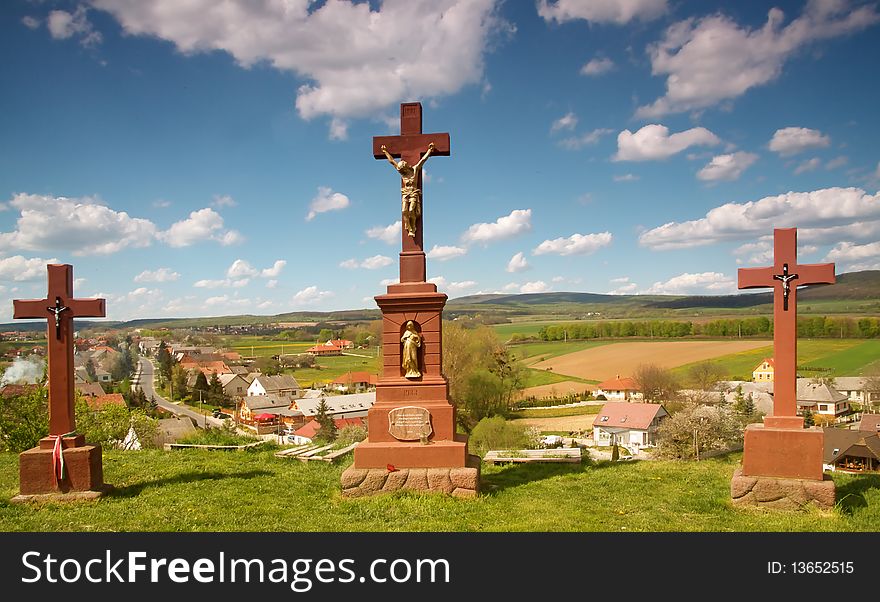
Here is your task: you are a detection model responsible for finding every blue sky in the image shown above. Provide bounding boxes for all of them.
[1,0,879,322]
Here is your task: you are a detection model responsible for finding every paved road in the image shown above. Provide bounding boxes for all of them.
[134,357,223,429]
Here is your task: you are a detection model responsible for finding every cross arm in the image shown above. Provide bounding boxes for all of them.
[796,262,836,286]
[68,298,107,318]
[373,133,450,159]
[738,267,774,290]
[13,298,51,320]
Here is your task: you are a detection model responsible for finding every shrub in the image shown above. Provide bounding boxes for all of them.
[468,416,539,457]
[335,425,367,447]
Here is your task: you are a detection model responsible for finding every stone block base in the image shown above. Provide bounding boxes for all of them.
[353,434,469,469]
[742,423,824,480]
[731,467,835,511]
[342,454,480,498]
[18,442,107,496]
[10,484,113,504]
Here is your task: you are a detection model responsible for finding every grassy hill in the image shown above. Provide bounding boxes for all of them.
[1,448,879,532]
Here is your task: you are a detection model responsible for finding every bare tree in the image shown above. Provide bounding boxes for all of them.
[633,363,680,403]
[687,361,725,392]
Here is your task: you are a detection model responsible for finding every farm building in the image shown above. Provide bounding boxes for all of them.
[592,402,668,451]
[306,341,344,356]
[330,371,378,392]
[752,358,774,382]
[595,375,641,401]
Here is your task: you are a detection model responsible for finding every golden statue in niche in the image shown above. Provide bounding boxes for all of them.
[380,142,435,238]
[400,320,422,378]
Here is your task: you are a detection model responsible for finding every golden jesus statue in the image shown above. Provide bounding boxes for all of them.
[380,142,435,238]
[400,320,422,378]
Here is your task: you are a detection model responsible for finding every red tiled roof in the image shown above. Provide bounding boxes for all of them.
[332,371,378,385]
[0,384,40,397]
[755,358,775,368]
[593,402,666,430]
[86,393,126,410]
[858,414,880,433]
[75,382,106,397]
[294,417,364,439]
[597,376,638,391]
[307,343,342,353]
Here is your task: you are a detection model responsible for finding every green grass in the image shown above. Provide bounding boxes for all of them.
[520,367,594,388]
[510,405,601,419]
[672,339,880,381]
[2,449,879,531]
[286,353,379,387]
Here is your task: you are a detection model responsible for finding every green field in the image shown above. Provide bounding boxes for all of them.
[222,336,315,358]
[673,339,880,381]
[285,353,379,388]
[508,340,612,364]
[1,449,878,531]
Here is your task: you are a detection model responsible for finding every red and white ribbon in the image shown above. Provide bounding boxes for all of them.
[49,431,76,484]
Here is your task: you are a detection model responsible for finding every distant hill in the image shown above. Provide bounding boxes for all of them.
[2,271,876,332]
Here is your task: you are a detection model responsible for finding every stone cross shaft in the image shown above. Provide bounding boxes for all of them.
[373,102,450,283]
[738,228,835,423]
[13,264,106,436]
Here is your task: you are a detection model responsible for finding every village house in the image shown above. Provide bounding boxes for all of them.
[330,371,378,393]
[247,374,302,399]
[859,414,880,434]
[329,339,354,349]
[833,377,879,407]
[592,402,668,451]
[823,427,880,473]
[752,358,775,382]
[75,382,106,397]
[84,393,126,410]
[796,380,850,419]
[595,375,642,402]
[291,392,375,420]
[218,373,250,398]
[306,340,345,356]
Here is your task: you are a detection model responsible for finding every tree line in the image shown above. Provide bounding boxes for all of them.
[534,315,880,341]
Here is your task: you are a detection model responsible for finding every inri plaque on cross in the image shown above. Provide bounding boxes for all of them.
[13,264,106,436]
[738,228,835,426]
[373,103,450,283]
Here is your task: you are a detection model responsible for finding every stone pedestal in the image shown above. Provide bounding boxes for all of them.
[731,422,834,511]
[731,468,835,511]
[11,435,111,503]
[347,282,476,496]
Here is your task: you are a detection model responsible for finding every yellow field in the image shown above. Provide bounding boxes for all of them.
[530,340,770,381]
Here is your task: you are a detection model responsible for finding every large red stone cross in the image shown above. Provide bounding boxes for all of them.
[13,264,106,435]
[738,228,835,426]
[373,102,450,283]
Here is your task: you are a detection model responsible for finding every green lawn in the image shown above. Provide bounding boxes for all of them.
[673,339,880,381]
[2,449,878,532]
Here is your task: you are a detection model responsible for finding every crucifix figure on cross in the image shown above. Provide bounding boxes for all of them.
[374,103,450,284]
[738,228,835,425]
[13,264,106,436]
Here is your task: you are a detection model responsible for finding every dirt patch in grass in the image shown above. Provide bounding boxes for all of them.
[530,340,770,381]
[510,414,598,433]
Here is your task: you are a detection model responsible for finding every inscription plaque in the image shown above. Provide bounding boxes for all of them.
[388,406,432,441]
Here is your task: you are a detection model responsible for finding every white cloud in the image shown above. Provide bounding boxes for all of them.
[581,57,615,76]
[824,241,880,271]
[22,16,41,30]
[551,112,578,133]
[48,6,102,47]
[520,281,550,294]
[613,174,640,182]
[381,278,400,286]
[260,260,286,278]
[134,267,180,283]
[292,286,334,306]
[697,152,759,181]
[161,208,242,247]
[643,272,736,295]
[559,128,614,150]
[637,2,879,118]
[306,187,350,221]
[639,187,880,250]
[266,279,278,289]
[366,221,401,244]
[194,278,249,289]
[461,209,532,244]
[769,127,831,156]
[211,194,237,207]
[226,259,259,279]
[794,157,822,174]
[91,0,505,135]
[608,277,638,295]
[427,245,467,261]
[340,255,393,270]
[0,194,158,255]
[152,200,171,209]
[614,124,720,161]
[826,156,848,170]
[537,0,667,24]
[0,256,58,282]
[447,280,477,293]
[506,252,529,273]
[533,232,613,256]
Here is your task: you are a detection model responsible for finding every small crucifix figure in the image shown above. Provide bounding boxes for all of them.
[13,264,106,436]
[738,229,835,424]
[374,103,450,283]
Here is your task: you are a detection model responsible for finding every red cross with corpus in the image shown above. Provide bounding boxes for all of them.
[738,228,835,427]
[373,102,450,283]
[13,264,106,436]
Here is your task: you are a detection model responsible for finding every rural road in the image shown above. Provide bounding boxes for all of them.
[134,357,223,429]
